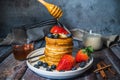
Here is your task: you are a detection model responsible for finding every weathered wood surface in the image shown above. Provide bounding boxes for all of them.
[0,40,120,80]
[0,40,45,80]
[0,46,12,63]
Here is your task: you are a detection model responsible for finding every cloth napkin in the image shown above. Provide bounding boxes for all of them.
[0,19,59,46]
[0,25,53,46]
[71,29,120,47]
[0,22,119,47]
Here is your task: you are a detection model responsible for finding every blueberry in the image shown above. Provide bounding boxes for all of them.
[66,34,72,38]
[79,62,86,68]
[46,67,52,71]
[53,34,59,39]
[72,67,77,71]
[51,64,56,70]
[47,33,53,38]
[34,64,39,68]
[37,61,43,66]
[43,62,48,68]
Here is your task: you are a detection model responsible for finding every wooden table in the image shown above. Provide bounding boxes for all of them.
[0,40,120,80]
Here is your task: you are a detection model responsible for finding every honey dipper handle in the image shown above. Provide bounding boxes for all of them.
[38,0,52,8]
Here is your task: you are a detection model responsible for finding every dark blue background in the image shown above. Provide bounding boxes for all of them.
[0,0,120,38]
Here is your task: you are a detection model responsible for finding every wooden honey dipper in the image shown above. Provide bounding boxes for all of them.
[38,0,63,19]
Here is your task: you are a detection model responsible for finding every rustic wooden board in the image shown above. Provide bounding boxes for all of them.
[0,54,24,80]
[0,40,45,80]
[0,46,12,63]
[110,45,120,59]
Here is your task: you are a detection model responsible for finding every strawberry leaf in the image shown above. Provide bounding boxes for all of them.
[82,49,87,53]
[85,46,94,57]
[87,46,94,53]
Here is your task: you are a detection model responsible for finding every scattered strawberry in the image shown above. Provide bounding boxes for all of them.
[50,25,69,34]
[75,46,94,63]
[56,54,75,71]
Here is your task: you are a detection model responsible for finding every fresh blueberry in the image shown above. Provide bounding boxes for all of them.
[46,67,52,71]
[37,61,43,66]
[72,67,77,71]
[43,62,48,68]
[79,61,86,68]
[47,33,53,38]
[66,34,72,38]
[53,34,59,39]
[34,64,39,68]
[51,64,56,70]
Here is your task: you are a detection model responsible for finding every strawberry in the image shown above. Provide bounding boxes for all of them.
[56,54,75,71]
[75,46,94,63]
[50,25,69,34]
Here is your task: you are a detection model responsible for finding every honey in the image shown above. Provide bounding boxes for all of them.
[12,43,34,60]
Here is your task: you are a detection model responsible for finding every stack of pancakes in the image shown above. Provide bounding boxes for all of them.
[44,37,73,66]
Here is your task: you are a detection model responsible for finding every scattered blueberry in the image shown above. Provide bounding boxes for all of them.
[37,61,43,66]
[53,34,59,38]
[34,64,39,68]
[72,67,77,71]
[66,34,72,38]
[51,64,56,70]
[43,62,48,68]
[47,33,53,38]
[46,67,52,71]
[79,61,86,68]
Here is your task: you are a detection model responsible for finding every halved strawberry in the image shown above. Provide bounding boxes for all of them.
[50,25,69,34]
[56,54,75,71]
[75,46,94,63]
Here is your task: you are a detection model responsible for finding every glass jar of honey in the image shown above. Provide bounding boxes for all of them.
[12,43,34,60]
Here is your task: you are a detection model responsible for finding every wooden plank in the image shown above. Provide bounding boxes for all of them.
[0,46,12,63]
[22,69,46,80]
[110,45,120,59]
[12,61,27,80]
[0,40,46,80]
[103,49,120,74]
[90,49,120,80]
[0,54,24,80]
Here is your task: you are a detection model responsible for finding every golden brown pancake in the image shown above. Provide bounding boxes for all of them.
[44,36,73,66]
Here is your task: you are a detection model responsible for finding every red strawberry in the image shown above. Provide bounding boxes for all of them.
[50,25,69,34]
[56,54,75,71]
[75,46,94,63]
[75,50,89,63]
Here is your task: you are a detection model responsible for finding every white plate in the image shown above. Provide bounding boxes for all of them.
[26,47,93,79]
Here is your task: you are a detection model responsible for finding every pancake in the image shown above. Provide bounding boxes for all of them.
[45,37,73,45]
[44,36,73,66]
